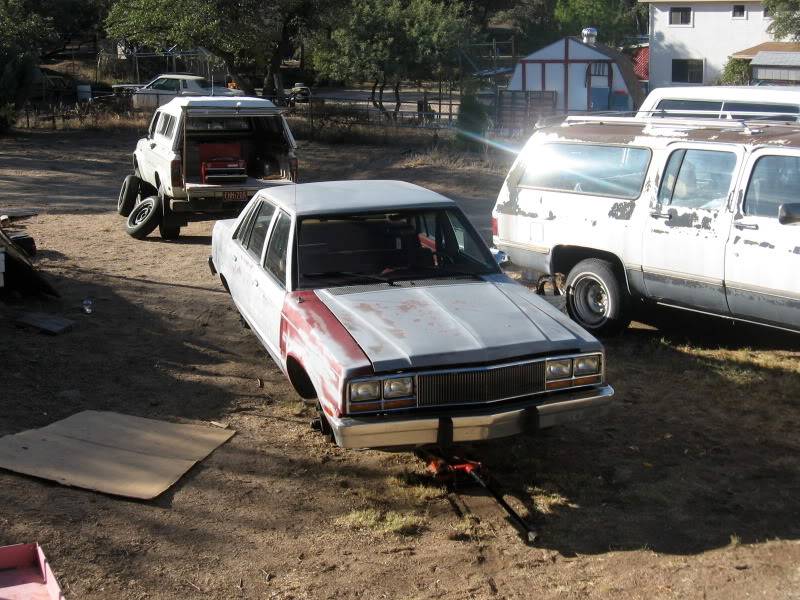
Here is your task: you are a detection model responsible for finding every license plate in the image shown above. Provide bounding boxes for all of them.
[223,190,248,202]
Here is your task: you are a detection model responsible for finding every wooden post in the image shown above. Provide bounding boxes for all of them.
[448,82,453,123]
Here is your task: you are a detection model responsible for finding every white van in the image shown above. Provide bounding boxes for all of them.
[637,86,800,121]
[491,116,800,335]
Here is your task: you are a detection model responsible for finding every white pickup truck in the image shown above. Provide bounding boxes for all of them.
[492,116,800,335]
[117,96,298,240]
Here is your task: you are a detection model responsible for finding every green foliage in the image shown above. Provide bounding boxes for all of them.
[763,0,800,40]
[719,58,751,85]
[310,0,471,83]
[0,103,17,134]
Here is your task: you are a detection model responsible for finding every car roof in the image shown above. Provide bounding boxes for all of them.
[641,85,800,108]
[258,180,455,217]
[532,117,800,149]
[158,96,276,113]
[154,73,206,81]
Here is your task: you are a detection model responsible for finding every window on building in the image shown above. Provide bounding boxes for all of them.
[672,59,704,83]
[732,4,746,17]
[763,6,771,17]
[590,63,608,76]
[669,7,692,24]
[520,143,652,199]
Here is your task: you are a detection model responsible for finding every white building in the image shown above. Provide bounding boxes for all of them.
[643,0,774,89]
[508,30,642,113]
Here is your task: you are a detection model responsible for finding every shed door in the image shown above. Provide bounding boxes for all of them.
[590,87,609,111]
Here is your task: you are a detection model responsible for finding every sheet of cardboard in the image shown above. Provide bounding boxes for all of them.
[0,411,235,499]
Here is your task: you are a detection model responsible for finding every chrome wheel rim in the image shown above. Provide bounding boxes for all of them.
[133,200,154,225]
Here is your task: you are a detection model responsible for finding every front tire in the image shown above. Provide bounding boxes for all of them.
[125,195,161,239]
[159,223,181,240]
[566,258,630,336]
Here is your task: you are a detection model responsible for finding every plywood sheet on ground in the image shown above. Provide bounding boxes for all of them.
[0,411,235,499]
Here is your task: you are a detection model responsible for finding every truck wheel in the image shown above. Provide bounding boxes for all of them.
[125,195,161,239]
[159,223,181,240]
[566,258,631,336]
[117,174,140,217]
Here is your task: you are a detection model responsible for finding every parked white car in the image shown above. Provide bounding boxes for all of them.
[492,116,800,335]
[637,86,800,121]
[210,180,613,448]
[117,96,297,240]
[131,74,244,110]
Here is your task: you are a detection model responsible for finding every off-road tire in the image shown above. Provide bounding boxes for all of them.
[125,195,161,239]
[159,223,181,240]
[117,174,140,217]
[566,258,631,336]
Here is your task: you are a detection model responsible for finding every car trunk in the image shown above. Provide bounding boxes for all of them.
[181,110,296,191]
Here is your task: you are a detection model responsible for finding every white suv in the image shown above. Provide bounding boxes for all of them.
[492,116,800,335]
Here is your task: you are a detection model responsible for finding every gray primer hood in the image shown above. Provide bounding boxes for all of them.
[315,276,600,373]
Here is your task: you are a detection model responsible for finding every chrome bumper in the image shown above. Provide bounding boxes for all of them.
[329,385,614,449]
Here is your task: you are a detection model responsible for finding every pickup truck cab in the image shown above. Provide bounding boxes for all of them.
[492,116,800,335]
[118,96,297,240]
[211,180,613,449]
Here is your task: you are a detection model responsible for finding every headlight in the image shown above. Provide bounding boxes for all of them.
[545,358,572,380]
[350,381,381,402]
[574,355,601,376]
[383,377,414,398]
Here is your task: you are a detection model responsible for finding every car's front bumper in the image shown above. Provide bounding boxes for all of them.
[328,384,614,449]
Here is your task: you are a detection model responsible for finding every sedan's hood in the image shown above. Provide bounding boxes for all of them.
[315,276,599,372]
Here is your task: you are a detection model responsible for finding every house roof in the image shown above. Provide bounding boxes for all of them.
[731,42,800,60]
[751,51,800,67]
[260,181,455,217]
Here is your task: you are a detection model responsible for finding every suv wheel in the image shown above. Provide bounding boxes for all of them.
[125,195,161,239]
[117,175,140,217]
[159,223,181,240]
[566,258,631,336]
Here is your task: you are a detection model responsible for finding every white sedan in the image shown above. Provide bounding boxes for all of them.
[210,180,613,449]
[132,74,244,110]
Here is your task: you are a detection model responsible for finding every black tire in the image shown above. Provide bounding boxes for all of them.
[117,174,140,217]
[565,258,631,336]
[159,223,181,240]
[125,195,161,239]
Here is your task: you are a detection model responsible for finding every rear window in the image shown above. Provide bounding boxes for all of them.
[187,117,251,131]
[721,101,799,121]
[519,143,651,199]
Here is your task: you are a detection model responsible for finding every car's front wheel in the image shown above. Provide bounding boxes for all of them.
[125,195,161,239]
[566,258,631,336]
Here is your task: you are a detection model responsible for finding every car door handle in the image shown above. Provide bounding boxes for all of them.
[733,221,759,231]
[650,211,672,220]
[253,280,259,287]
[149,142,156,149]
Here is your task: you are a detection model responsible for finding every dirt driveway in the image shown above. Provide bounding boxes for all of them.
[1,129,799,599]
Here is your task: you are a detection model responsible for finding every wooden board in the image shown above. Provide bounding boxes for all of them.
[0,411,235,500]
[15,313,75,335]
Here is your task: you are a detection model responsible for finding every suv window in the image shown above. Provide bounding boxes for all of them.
[264,212,291,285]
[520,143,651,199]
[721,101,799,121]
[658,149,737,210]
[148,111,161,138]
[245,202,277,259]
[655,99,722,118]
[157,114,176,139]
[744,155,800,218]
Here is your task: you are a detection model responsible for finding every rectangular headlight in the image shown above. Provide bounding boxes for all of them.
[574,355,601,376]
[545,358,572,380]
[350,380,381,402]
[383,377,414,399]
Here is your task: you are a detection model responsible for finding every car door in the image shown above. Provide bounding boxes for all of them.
[230,201,277,325]
[725,149,800,330]
[150,113,177,191]
[140,111,163,184]
[641,144,743,314]
[250,211,293,356]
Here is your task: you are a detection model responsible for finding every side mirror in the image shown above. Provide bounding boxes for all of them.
[778,203,800,225]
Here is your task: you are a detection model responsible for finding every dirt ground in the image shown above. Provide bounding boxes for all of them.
[1,128,799,600]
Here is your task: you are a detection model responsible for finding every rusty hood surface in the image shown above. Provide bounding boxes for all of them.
[315,275,600,373]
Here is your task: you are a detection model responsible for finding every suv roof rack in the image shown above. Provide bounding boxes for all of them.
[561,114,796,133]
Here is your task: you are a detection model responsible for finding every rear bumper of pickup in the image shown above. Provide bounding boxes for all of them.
[328,384,614,449]
[170,179,294,215]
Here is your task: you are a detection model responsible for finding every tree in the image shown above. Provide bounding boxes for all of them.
[310,0,471,118]
[106,0,299,95]
[763,0,800,40]
[719,58,751,84]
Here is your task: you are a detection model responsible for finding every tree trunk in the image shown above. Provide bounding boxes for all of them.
[216,50,255,95]
[263,43,284,102]
[392,80,401,121]
[377,80,389,120]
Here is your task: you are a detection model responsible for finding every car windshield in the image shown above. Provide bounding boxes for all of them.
[296,208,498,288]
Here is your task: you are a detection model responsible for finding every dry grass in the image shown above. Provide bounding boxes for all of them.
[335,508,426,536]
[15,109,149,133]
[399,146,511,173]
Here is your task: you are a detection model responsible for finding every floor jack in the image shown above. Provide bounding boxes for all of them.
[416,447,538,544]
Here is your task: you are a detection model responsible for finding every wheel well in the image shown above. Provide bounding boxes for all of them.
[551,246,629,292]
[286,356,317,400]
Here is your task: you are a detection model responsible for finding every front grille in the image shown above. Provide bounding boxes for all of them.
[416,360,546,407]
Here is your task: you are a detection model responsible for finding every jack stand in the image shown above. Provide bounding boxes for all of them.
[416,447,538,544]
